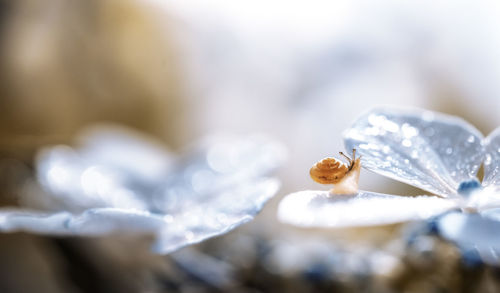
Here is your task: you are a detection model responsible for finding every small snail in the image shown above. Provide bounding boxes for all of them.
[310,149,361,195]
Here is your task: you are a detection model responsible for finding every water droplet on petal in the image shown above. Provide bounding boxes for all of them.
[467,135,475,143]
[401,123,419,138]
[484,154,492,166]
[445,147,453,155]
[411,150,419,159]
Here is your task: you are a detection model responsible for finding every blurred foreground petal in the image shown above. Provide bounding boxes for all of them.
[154,178,280,254]
[13,126,284,254]
[437,212,500,266]
[0,179,279,254]
[0,208,164,236]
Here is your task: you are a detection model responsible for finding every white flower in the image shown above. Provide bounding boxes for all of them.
[0,125,284,254]
[278,107,500,264]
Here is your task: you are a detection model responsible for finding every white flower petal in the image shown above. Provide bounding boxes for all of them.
[0,179,279,254]
[483,126,500,188]
[465,186,500,212]
[77,124,175,186]
[19,129,283,254]
[437,212,500,266]
[154,178,280,254]
[0,208,165,236]
[344,107,484,196]
[156,134,286,213]
[35,145,150,211]
[278,190,458,228]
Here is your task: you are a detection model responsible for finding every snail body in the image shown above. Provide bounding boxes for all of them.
[310,149,361,195]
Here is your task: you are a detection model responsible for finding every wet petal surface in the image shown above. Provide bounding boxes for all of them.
[483,126,500,187]
[154,178,280,253]
[155,134,286,213]
[278,190,457,228]
[0,208,165,236]
[344,108,484,196]
[10,126,284,254]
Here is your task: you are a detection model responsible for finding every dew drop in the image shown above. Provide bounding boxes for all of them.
[401,123,419,138]
[445,147,453,155]
[411,150,418,159]
[485,154,492,166]
[402,139,412,147]
[365,127,380,136]
[368,114,384,126]
[383,121,399,133]
[467,135,475,143]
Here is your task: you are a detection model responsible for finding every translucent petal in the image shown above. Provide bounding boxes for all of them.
[154,134,286,214]
[465,186,500,212]
[0,208,166,236]
[22,129,283,254]
[153,178,280,254]
[34,145,153,211]
[277,190,457,228]
[480,208,500,222]
[77,125,175,186]
[437,212,500,266]
[0,179,279,254]
[344,108,484,196]
[483,126,500,187]
[33,125,174,211]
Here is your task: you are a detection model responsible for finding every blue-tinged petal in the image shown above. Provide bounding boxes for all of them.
[483,126,500,188]
[437,212,500,266]
[21,129,284,254]
[277,190,457,228]
[77,125,175,186]
[155,134,286,214]
[0,208,165,236]
[344,107,484,197]
[464,186,500,212]
[0,179,279,254]
[154,178,280,254]
[33,125,174,211]
[34,145,151,211]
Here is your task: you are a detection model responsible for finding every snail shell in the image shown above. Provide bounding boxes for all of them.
[310,158,349,184]
[310,149,361,195]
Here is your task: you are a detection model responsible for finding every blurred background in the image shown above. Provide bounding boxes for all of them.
[1,0,500,292]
